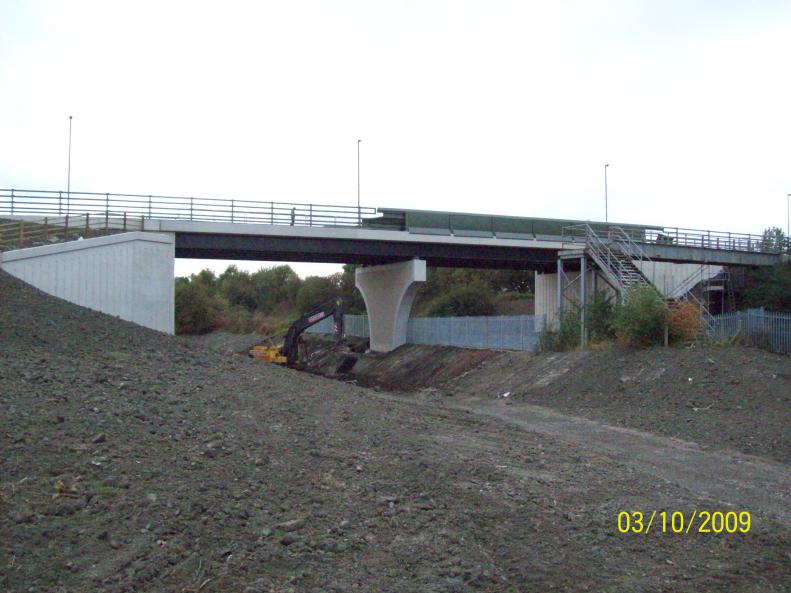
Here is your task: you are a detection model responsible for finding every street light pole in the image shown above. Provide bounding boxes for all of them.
[787,193,790,250]
[604,163,609,223]
[357,139,361,225]
[67,115,73,213]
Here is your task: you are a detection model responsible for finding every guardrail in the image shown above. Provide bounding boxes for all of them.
[0,188,377,228]
[563,223,789,255]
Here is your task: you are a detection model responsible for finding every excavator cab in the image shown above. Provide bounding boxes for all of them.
[249,299,344,367]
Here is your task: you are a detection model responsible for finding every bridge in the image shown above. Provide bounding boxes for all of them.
[1,189,788,350]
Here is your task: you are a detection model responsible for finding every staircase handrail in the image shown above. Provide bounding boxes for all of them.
[563,223,634,293]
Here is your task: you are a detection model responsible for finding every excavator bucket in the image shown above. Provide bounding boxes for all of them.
[249,345,287,364]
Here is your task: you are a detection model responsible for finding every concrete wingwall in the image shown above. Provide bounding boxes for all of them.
[0,232,175,334]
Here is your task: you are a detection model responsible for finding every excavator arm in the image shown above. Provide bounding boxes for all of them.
[250,299,343,367]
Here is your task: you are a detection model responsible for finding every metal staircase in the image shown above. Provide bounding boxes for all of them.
[566,224,652,295]
[565,223,717,338]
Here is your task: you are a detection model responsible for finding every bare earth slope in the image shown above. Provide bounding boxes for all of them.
[1,271,790,592]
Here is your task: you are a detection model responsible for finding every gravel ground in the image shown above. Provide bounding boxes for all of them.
[440,346,791,463]
[2,270,790,592]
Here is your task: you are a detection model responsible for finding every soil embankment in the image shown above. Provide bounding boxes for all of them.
[2,272,790,592]
[303,335,791,464]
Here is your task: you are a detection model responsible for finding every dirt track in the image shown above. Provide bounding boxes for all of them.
[2,272,791,592]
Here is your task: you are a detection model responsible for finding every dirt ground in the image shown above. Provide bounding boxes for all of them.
[2,272,791,592]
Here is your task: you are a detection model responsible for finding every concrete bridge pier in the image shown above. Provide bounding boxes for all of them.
[355,258,426,352]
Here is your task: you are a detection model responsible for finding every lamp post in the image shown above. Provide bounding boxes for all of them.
[357,139,362,225]
[67,116,73,213]
[604,163,609,223]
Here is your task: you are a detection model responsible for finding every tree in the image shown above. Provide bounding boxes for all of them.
[251,265,301,312]
[760,227,787,252]
[745,262,791,312]
[295,275,340,314]
[338,264,366,313]
[424,282,496,317]
[175,281,224,334]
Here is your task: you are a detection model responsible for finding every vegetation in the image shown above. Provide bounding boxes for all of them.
[667,302,704,344]
[744,261,791,312]
[587,291,616,343]
[538,286,672,352]
[174,263,535,334]
[613,286,669,347]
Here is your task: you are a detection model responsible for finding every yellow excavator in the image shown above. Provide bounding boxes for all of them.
[249,299,344,367]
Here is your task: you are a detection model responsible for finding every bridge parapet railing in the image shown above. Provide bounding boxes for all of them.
[0,189,378,228]
[564,223,789,255]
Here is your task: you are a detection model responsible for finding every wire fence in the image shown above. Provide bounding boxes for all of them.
[308,313,546,351]
[708,309,791,354]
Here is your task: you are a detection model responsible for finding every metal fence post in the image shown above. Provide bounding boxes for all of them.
[148,195,152,219]
[231,200,235,223]
[59,191,62,215]
[190,197,193,221]
[10,189,14,214]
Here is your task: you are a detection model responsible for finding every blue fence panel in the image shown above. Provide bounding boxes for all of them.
[308,313,545,351]
[708,309,791,354]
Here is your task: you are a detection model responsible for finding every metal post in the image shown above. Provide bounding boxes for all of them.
[105,192,109,219]
[604,163,609,222]
[231,199,235,223]
[580,255,587,349]
[64,214,69,240]
[148,195,152,219]
[67,116,72,213]
[556,258,563,325]
[190,197,193,221]
[10,189,14,214]
[357,138,362,225]
[58,191,62,215]
[309,204,313,226]
[787,193,790,250]
[85,213,90,235]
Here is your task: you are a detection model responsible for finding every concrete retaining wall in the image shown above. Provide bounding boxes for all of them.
[0,232,175,333]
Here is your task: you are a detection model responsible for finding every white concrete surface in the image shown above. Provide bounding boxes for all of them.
[0,232,175,333]
[355,259,426,352]
[634,261,721,298]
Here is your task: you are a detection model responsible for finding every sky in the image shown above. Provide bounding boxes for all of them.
[2,0,790,278]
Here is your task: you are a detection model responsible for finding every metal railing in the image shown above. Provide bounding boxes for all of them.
[0,188,377,228]
[0,213,139,250]
[708,309,791,354]
[564,222,789,255]
[564,224,650,294]
[622,225,789,255]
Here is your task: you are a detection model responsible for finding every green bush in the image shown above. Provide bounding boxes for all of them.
[612,285,669,347]
[423,283,496,317]
[587,290,616,343]
[537,309,580,352]
[175,281,224,334]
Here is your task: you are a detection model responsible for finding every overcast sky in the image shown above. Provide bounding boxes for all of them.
[2,0,790,278]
